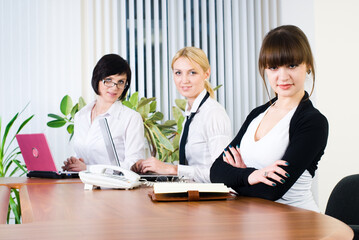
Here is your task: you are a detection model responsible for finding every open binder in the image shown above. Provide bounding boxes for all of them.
[148,182,236,202]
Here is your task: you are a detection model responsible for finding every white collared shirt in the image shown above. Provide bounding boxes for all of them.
[178,89,232,182]
[72,100,145,170]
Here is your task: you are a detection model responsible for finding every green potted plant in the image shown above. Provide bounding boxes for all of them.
[47,95,86,140]
[0,106,34,224]
[47,93,184,162]
[122,92,185,162]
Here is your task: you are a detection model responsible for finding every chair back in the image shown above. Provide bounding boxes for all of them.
[325,174,359,225]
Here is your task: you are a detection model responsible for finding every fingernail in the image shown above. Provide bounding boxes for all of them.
[224,148,228,152]
[272,183,277,187]
[223,153,226,157]
[236,144,239,148]
[285,173,290,177]
[229,145,233,148]
[280,179,285,183]
[285,162,290,166]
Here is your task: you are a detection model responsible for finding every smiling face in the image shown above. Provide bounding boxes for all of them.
[97,73,127,104]
[259,25,315,99]
[172,57,210,105]
[265,63,308,99]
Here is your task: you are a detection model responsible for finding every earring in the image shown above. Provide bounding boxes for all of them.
[306,70,312,81]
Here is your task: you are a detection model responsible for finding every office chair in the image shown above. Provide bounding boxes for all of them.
[325,174,359,240]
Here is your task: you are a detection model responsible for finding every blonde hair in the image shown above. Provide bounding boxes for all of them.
[171,46,214,98]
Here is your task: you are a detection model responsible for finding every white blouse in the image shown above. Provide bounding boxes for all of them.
[72,100,145,170]
[240,105,319,212]
[178,89,232,183]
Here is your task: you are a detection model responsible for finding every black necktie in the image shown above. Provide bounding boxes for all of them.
[179,92,210,165]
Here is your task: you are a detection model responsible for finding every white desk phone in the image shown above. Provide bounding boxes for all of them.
[79,164,141,190]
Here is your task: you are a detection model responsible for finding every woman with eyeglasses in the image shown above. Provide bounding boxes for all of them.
[62,54,145,172]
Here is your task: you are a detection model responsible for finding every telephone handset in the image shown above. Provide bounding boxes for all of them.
[79,164,141,190]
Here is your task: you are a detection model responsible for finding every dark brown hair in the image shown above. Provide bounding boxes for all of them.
[258,25,315,97]
[91,54,131,101]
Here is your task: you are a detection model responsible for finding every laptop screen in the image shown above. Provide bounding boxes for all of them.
[99,118,121,167]
[16,133,58,172]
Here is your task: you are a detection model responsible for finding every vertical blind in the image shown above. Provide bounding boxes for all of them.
[112,0,279,133]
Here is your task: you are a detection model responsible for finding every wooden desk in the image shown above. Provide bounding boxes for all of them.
[0,178,354,240]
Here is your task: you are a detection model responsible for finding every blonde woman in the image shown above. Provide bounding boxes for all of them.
[132,47,231,182]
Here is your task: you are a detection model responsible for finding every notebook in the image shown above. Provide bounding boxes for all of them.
[16,133,79,179]
[99,118,178,182]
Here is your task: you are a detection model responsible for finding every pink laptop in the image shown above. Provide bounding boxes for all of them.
[16,133,78,178]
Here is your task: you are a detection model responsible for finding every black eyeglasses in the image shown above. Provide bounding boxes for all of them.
[102,78,128,89]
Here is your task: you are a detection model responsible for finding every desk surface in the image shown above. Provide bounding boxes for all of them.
[0,178,354,240]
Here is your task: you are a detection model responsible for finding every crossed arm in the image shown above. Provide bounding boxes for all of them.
[211,111,328,201]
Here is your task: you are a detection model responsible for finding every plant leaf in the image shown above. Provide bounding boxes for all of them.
[138,97,156,109]
[60,95,73,116]
[144,124,157,157]
[12,159,27,174]
[1,113,19,157]
[172,133,181,149]
[122,100,134,109]
[78,96,86,109]
[47,119,67,128]
[213,84,223,92]
[3,115,34,160]
[177,115,185,133]
[137,101,150,119]
[47,114,63,120]
[69,132,74,142]
[159,120,176,127]
[4,149,20,169]
[159,129,176,137]
[67,124,74,134]
[172,106,183,122]
[129,92,139,109]
[147,112,163,122]
[151,125,174,151]
[15,115,34,135]
[9,191,21,224]
[150,101,157,113]
[175,99,187,111]
[4,160,13,176]
[9,166,20,177]
[70,103,78,119]
[13,189,21,217]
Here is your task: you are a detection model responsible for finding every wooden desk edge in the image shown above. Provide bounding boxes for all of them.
[0,177,82,189]
[323,214,354,240]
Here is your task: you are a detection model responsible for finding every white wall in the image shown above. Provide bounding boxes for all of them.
[314,0,359,212]
[280,0,359,212]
